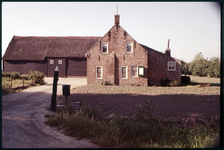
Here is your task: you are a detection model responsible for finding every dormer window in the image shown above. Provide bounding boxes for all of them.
[168,61,176,71]
[126,42,133,53]
[101,42,108,54]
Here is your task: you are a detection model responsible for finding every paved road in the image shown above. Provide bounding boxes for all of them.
[2,78,100,148]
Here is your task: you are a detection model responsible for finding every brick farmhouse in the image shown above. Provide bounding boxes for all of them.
[2,14,181,86]
[86,15,181,86]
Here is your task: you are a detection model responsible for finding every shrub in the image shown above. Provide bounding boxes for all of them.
[20,74,30,80]
[2,72,9,78]
[134,100,154,121]
[169,80,179,87]
[101,81,108,86]
[29,70,45,85]
[160,77,171,86]
[10,72,20,79]
[181,76,190,84]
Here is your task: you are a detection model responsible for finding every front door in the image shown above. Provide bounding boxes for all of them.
[48,58,66,77]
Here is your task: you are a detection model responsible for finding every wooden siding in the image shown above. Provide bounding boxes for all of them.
[67,58,87,76]
[3,60,47,75]
[47,58,66,77]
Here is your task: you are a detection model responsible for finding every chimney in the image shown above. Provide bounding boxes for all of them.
[115,15,120,25]
[165,39,171,56]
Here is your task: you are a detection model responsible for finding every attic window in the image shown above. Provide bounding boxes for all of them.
[58,60,62,64]
[126,42,133,53]
[168,61,176,71]
[101,42,108,54]
[50,60,54,64]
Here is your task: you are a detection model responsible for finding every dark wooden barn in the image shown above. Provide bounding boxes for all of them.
[2,36,101,77]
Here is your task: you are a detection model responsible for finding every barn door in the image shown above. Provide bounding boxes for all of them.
[48,58,66,77]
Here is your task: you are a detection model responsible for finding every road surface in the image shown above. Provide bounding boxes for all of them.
[2,77,100,148]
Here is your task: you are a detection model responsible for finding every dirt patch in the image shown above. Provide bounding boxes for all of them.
[62,85,220,129]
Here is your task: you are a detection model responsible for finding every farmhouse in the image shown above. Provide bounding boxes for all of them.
[2,14,181,85]
[86,15,181,86]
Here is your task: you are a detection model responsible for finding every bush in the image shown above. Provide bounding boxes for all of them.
[2,72,11,78]
[169,80,179,87]
[101,81,108,86]
[10,72,20,79]
[21,74,30,80]
[160,77,171,86]
[29,70,45,85]
[181,76,190,84]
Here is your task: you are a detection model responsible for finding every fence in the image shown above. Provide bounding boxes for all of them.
[2,76,33,90]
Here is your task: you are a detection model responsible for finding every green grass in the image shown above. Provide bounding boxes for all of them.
[45,103,220,148]
[2,77,35,95]
[189,76,220,86]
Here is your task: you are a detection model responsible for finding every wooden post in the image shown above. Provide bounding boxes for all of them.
[10,75,12,89]
[50,66,59,111]
[66,96,68,105]
[22,75,24,87]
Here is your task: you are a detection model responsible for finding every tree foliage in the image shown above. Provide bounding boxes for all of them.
[181,52,220,78]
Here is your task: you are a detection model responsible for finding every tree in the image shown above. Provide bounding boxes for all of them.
[191,52,205,62]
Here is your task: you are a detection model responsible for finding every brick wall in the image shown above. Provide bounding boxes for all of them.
[87,23,148,86]
[146,47,181,85]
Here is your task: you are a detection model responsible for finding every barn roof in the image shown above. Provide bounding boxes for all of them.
[2,36,101,60]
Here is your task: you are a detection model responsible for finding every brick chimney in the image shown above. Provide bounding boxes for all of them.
[165,39,171,56]
[115,15,120,25]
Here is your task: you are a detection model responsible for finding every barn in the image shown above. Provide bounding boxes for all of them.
[2,36,101,77]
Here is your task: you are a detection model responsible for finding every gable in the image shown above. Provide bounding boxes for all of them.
[86,25,147,56]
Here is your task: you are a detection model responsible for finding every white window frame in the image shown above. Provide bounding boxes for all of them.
[50,60,54,64]
[131,66,138,77]
[126,42,133,53]
[168,61,176,71]
[96,66,103,79]
[121,66,128,79]
[58,60,62,64]
[101,42,108,54]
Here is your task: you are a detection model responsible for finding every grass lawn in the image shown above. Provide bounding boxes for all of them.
[45,76,220,148]
[188,75,220,86]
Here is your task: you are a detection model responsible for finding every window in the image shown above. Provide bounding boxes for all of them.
[96,66,102,79]
[121,66,128,79]
[168,61,176,71]
[126,42,133,53]
[50,60,54,64]
[132,66,138,77]
[138,66,144,77]
[101,42,108,54]
[58,60,62,64]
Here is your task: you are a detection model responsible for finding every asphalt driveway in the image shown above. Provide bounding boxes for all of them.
[2,77,99,148]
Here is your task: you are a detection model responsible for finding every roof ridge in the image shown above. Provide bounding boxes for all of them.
[13,36,102,38]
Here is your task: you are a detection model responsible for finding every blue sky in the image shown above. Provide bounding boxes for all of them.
[2,2,221,63]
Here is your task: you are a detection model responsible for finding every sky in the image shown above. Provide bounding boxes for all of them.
[2,2,221,63]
